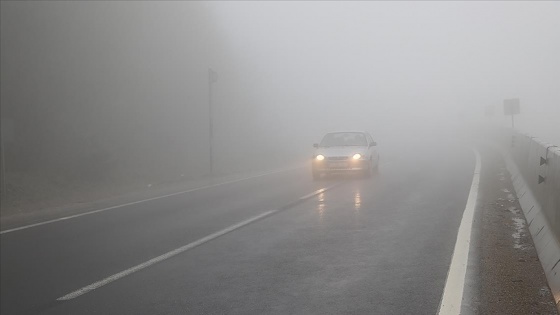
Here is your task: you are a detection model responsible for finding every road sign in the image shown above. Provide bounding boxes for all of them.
[209,68,218,83]
[503,98,520,115]
[503,98,520,128]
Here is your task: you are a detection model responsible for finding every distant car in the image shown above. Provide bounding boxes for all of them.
[312,131,379,180]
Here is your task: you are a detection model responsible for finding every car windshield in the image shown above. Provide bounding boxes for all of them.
[320,132,367,147]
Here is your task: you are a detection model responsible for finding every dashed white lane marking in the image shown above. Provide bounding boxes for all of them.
[1,166,303,235]
[57,184,339,301]
[438,149,481,315]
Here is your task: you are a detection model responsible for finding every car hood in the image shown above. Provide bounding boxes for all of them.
[315,146,367,157]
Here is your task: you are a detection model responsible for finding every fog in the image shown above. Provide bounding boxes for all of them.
[1,1,559,205]
[208,1,560,145]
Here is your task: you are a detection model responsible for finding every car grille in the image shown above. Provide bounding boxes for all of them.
[326,156,349,161]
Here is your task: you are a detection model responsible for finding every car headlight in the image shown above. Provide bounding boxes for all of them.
[316,154,325,161]
[352,153,362,160]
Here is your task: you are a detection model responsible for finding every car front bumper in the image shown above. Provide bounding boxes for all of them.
[312,159,369,172]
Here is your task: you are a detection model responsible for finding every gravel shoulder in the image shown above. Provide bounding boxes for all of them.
[0,165,302,231]
[468,143,558,314]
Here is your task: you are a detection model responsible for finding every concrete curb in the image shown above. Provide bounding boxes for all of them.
[502,130,560,309]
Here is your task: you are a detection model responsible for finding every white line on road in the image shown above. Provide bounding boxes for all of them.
[1,166,303,235]
[438,149,481,315]
[57,184,339,301]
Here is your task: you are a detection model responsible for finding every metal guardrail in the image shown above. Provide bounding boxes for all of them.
[505,129,560,308]
[509,132,560,236]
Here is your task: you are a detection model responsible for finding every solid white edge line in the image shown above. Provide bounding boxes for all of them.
[57,184,338,301]
[437,149,481,315]
[1,166,303,235]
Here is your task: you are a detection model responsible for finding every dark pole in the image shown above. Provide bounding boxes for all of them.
[0,109,5,198]
[511,114,514,129]
[0,128,5,198]
[209,70,213,175]
[208,68,217,175]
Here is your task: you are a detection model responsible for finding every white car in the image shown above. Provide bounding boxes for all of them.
[312,131,379,180]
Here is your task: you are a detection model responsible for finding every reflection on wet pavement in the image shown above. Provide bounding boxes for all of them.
[316,192,325,222]
[354,191,361,212]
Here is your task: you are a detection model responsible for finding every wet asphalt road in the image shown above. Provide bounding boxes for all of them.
[1,141,475,315]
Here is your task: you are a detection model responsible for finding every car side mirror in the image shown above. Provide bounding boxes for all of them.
[370,142,377,147]
[313,143,319,148]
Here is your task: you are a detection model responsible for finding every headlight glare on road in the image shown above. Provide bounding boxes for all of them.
[316,154,325,161]
[353,153,362,160]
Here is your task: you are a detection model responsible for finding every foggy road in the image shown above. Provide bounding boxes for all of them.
[2,1,559,314]
[1,143,475,315]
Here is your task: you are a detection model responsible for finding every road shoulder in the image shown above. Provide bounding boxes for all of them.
[467,144,557,314]
[0,165,302,232]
